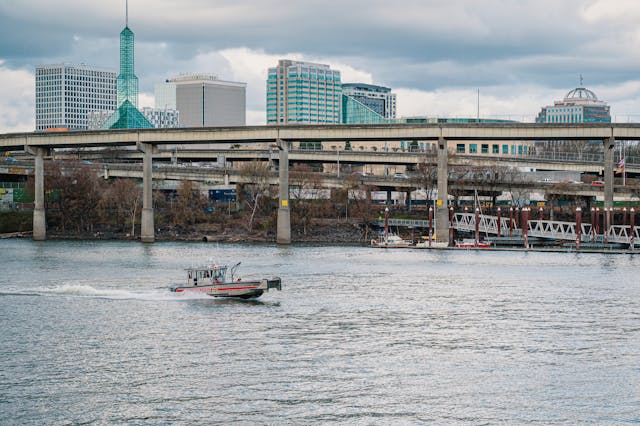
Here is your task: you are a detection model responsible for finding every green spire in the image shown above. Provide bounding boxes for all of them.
[102,4,152,130]
[117,26,138,108]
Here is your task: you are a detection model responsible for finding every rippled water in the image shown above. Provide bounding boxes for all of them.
[1,239,639,424]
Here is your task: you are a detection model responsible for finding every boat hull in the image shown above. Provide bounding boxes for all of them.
[455,240,490,249]
[170,277,281,299]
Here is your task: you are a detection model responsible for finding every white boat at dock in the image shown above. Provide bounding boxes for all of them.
[371,206,413,248]
[371,233,413,248]
[415,239,450,248]
[169,262,281,299]
[455,238,490,249]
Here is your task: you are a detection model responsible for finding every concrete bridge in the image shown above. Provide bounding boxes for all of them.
[36,147,640,174]
[99,162,626,197]
[2,122,639,243]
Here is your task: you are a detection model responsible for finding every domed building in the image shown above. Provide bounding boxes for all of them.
[536,84,611,123]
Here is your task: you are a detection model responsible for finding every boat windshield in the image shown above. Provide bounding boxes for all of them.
[211,266,227,280]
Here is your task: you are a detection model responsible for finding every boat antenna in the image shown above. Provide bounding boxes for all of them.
[230,262,241,281]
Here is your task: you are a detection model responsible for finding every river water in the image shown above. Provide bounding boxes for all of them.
[1,239,639,424]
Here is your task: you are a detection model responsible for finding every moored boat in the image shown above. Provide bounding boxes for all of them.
[371,206,413,248]
[169,262,281,299]
[415,239,450,248]
[455,238,490,249]
[371,233,413,248]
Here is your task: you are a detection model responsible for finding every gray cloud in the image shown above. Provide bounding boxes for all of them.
[1,0,639,131]
[0,1,631,82]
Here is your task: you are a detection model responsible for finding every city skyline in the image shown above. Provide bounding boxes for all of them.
[2,0,640,133]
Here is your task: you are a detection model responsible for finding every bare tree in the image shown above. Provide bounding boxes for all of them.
[290,164,325,235]
[45,160,104,233]
[99,178,142,235]
[412,149,438,203]
[239,161,273,232]
[173,181,206,226]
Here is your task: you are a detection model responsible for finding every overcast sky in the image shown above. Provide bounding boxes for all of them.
[2,0,640,132]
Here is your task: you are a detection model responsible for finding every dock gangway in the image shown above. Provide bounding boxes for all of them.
[454,212,639,246]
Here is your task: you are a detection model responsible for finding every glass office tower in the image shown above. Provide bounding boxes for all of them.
[266,60,341,124]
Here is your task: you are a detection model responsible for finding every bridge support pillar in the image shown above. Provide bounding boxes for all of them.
[28,147,48,241]
[277,140,291,245]
[436,137,449,242]
[604,136,615,210]
[138,142,155,243]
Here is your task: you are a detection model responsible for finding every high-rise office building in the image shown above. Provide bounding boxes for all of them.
[88,107,179,130]
[154,74,246,127]
[141,107,180,128]
[101,4,152,129]
[536,84,611,124]
[266,60,342,124]
[35,63,117,131]
[342,83,396,124]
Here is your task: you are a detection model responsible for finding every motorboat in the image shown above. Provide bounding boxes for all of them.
[415,239,450,248]
[371,233,413,248]
[371,206,413,248]
[455,238,490,249]
[169,262,281,299]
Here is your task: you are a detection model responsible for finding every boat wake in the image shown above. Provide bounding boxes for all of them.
[0,284,212,301]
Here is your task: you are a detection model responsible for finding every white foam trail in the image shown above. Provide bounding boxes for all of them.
[1,284,213,301]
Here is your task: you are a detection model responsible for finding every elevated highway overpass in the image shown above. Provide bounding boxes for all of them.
[42,148,640,175]
[2,122,639,243]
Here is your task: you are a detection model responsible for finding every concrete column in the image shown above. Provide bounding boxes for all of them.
[139,142,155,243]
[436,137,449,242]
[604,136,615,210]
[277,140,291,245]
[386,190,392,206]
[31,147,47,241]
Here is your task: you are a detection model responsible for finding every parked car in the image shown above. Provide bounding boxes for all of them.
[393,173,409,179]
[591,180,605,187]
[351,171,368,177]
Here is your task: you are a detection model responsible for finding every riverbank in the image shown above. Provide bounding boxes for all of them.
[1,220,372,244]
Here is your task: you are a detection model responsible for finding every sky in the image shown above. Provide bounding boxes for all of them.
[2,0,640,133]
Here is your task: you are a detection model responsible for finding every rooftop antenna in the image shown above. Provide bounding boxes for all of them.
[579,74,583,87]
[125,0,128,27]
[477,88,480,122]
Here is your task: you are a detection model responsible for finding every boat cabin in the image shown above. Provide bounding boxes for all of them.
[187,264,228,286]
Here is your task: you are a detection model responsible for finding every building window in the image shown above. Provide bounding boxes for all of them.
[456,143,465,153]
[481,144,489,154]
[469,144,477,154]
[492,144,499,154]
